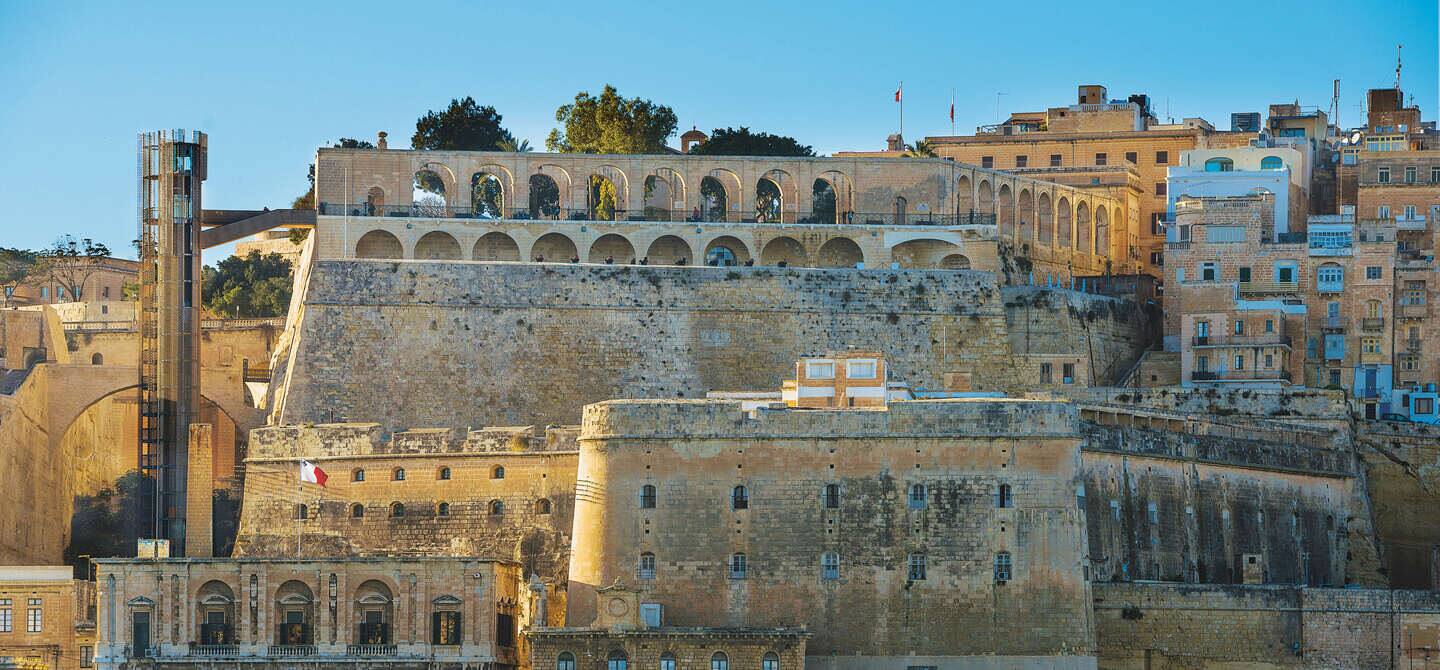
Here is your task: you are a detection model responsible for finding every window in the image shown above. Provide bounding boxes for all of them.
[1406,166,1417,183]
[1040,362,1052,384]
[1432,167,1440,183]
[352,469,365,482]
[1204,157,1234,172]
[994,552,1012,582]
[1110,499,1122,520]
[102,286,110,299]
[1201,262,1218,281]
[1379,205,1392,219]
[39,287,46,298]
[1405,204,1418,220]
[1238,267,1252,282]
[638,552,656,579]
[351,503,364,518]
[1155,150,1169,165]
[1062,362,1076,384]
[296,504,308,520]
[489,500,504,515]
[1147,502,1159,523]
[1125,151,1137,164]
[491,465,505,479]
[806,360,834,379]
[606,650,628,670]
[823,484,840,509]
[1265,319,1274,333]
[763,652,780,670]
[822,553,840,580]
[710,652,729,670]
[438,467,451,480]
[81,646,93,668]
[640,485,657,509]
[1264,354,1274,368]
[1154,182,1166,196]
[907,553,927,580]
[1275,264,1295,284]
[1417,397,1436,415]
[1234,355,1244,370]
[1363,337,1381,354]
[1260,156,1284,170]
[659,653,676,670]
[847,359,877,379]
[732,485,749,510]
[1316,265,1344,291]
[1378,167,1390,183]
[908,483,927,510]
[729,553,747,579]
[0,599,10,632]
[26,599,41,632]
[390,502,404,517]
[1015,155,1028,168]
[557,652,576,670]
[1049,154,1062,167]
[431,611,461,646]
[1329,368,1341,386]
[1094,152,1107,166]
[1076,483,1086,510]
[981,156,994,168]
[437,502,450,516]
[1366,266,1382,280]
[995,484,1013,508]
[1234,320,1245,335]
[393,468,406,481]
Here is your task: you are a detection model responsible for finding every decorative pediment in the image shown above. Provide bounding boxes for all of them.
[431,594,463,606]
[126,596,156,607]
[357,594,391,605]
[278,593,311,605]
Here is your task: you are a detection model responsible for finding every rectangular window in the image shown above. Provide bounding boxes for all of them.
[1049,154,1062,167]
[1234,320,1245,335]
[1110,499,1121,520]
[81,646,93,668]
[1147,502,1159,523]
[823,484,840,509]
[994,553,1012,582]
[981,156,994,169]
[1367,266,1382,280]
[1363,337,1381,354]
[1095,153,1107,166]
[1432,167,1440,183]
[1404,205,1418,220]
[26,599,41,633]
[102,286,110,298]
[1201,262,1218,281]
[1039,362,1052,384]
[1155,150,1169,165]
[0,599,10,632]
[1155,182,1167,196]
[806,361,834,379]
[39,287,47,299]
[1062,362,1075,384]
[1405,166,1417,183]
[1276,265,1296,283]
[1379,205,1392,219]
[1125,151,1138,164]
[729,554,747,579]
[638,553,656,580]
[1378,167,1390,183]
[1417,397,1436,415]
[822,553,840,580]
[1197,355,1209,372]
[1264,354,1273,369]
[1234,355,1244,370]
[846,359,877,379]
[1015,155,1028,168]
[1265,319,1274,333]
[431,611,462,646]
[1324,334,1345,360]
[1239,267,1252,282]
[1151,213,1164,235]
[907,553,927,581]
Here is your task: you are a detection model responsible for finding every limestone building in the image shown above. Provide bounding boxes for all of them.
[0,568,95,670]
[93,557,526,670]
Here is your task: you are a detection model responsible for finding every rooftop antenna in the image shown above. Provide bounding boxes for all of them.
[1395,43,1402,90]
[1329,79,1340,128]
[995,92,1008,124]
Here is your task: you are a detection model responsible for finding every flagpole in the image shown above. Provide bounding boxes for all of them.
[951,88,956,136]
[899,81,904,138]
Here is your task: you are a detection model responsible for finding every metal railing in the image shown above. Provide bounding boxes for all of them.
[1362,317,1385,331]
[1239,280,1300,296]
[1401,304,1429,318]
[1323,316,1344,330]
[318,202,997,227]
[1189,369,1292,383]
[1191,335,1291,348]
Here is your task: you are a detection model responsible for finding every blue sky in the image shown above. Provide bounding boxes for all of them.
[0,0,1434,259]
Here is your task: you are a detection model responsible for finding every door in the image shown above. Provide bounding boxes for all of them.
[132,612,151,655]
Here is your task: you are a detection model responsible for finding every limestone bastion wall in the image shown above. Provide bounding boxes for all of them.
[268,261,1150,433]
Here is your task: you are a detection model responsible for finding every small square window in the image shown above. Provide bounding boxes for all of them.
[1049,154,1062,167]
[1095,153,1107,166]
[1125,151,1138,164]
[1366,266,1382,280]
[1015,155,1028,168]
[981,156,994,169]
[1155,151,1169,165]
[1154,182,1167,196]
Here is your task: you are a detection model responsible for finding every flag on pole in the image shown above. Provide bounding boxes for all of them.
[949,91,955,122]
[895,82,902,102]
[300,460,328,487]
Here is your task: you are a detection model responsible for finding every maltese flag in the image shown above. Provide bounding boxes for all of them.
[300,460,328,487]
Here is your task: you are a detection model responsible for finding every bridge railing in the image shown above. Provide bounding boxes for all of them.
[318,203,996,227]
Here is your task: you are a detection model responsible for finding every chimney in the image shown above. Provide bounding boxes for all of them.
[376,131,388,150]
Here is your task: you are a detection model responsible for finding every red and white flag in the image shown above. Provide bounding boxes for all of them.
[950,91,955,122]
[300,460,328,487]
[895,82,903,102]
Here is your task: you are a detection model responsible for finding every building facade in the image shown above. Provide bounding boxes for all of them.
[0,568,94,670]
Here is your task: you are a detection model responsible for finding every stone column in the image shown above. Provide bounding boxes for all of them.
[185,424,213,558]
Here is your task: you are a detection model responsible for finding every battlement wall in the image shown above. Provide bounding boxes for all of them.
[248,423,578,460]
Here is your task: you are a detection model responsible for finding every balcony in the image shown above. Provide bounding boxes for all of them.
[1397,215,1428,231]
[1401,304,1428,319]
[1323,316,1344,331]
[190,645,239,658]
[1189,369,1292,383]
[316,202,998,228]
[1408,338,1424,352]
[347,645,398,657]
[1360,351,1388,365]
[1362,317,1386,332]
[1190,335,1291,348]
[266,645,318,657]
[1239,280,1300,296]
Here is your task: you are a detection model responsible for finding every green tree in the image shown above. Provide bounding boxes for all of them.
[0,247,38,308]
[689,127,815,157]
[496,138,532,153]
[36,235,111,301]
[201,251,294,318]
[546,85,677,154]
[293,138,375,209]
[412,97,514,151]
[64,471,152,576]
[903,140,937,158]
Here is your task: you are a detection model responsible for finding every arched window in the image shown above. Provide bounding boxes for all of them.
[659,652,677,670]
[763,652,780,670]
[731,485,748,510]
[1260,156,1284,170]
[996,484,1013,508]
[728,553,747,579]
[91,353,103,365]
[1204,157,1234,172]
[823,484,840,509]
[393,468,406,481]
[489,500,504,516]
[437,502,450,517]
[556,651,576,670]
[352,469,365,482]
[710,651,729,670]
[492,466,505,480]
[606,650,628,670]
[437,467,451,480]
[390,502,404,518]
[295,504,308,520]
[640,485,657,509]
[536,498,552,515]
[994,551,1013,582]
[637,552,656,580]
[908,483,927,510]
[705,245,737,267]
[351,503,364,518]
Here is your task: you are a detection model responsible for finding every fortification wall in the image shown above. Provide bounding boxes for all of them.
[1094,582,1440,669]
[1357,422,1440,589]
[272,261,1149,432]
[570,398,1096,663]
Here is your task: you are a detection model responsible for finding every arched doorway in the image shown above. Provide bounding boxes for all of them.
[816,238,864,268]
[703,236,751,266]
[471,173,504,219]
[956,175,973,215]
[1076,202,1092,254]
[1094,205,1110,256]
[755,178,782,223]
[414,231,461,260]
[355,230,402,259]
[531,233,578,262]
[473,232,520,261]
[811,179,838,224]
[645,235,693,265]
[700,176,728,222]
[997,185,1015,239]
[588,234,636,264]
[589,175,618,221]
[893,196,908,226]
[412,169,448,217]
[1056,197,1073,248]
[1018,189,1035,243]
[1037,193,1054,246]
[643,175,673,221]
[760,237,806,266]
[977,180,994,215]
[528,174,561,220]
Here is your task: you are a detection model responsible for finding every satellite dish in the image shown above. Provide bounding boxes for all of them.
[1350,131,1362,144]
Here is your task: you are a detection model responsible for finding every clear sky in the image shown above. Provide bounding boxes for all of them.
[0,0,1435,260]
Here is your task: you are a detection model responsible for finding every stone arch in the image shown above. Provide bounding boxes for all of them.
[939,254,971,269]
[997,184,1015,239]
[1076,201,1092,254]
[643,174,674,221]
[811,178,838,224]
[702,169,741,222]
[589,166,630,220]
[1037,192,1054,246]
[91,353,103,365]
[528,174,561,220]
[890,238,963,269]
[587,234,636,264]
[473,232,521,261]
[194,580,237,644]
[273,580,316,644]
[956,174,974,214]
[815,237,865,268]
[755,176,783,223]
[977,180,994,215]
[414,231,461,260]
[412,165,452,217]
[470,171,505,218]
[1094,205,1110,256]
[531,233,578,262]
[355,230,403,259]
[815,170,853,223]
[760,169,797,222]
[703,235,751,267]
[1018,188,1035,243]
[645,235,693,265]
[1057,197,1073,248]
[532,165,573,216]
[760,237,807,266]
